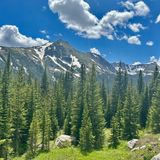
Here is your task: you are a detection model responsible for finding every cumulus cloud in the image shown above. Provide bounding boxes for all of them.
[0,25,48,47]
[90,48,101,55]
[121,1,150,16]
[155,14,160,23]
[48,0,149,44]
[127,36,141,45]
[128,23,145,32]
[146,41,154,46]
[48,0,99,38]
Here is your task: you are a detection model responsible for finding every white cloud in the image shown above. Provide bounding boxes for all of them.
[100,10,134,27]
[0,25,48,47]
[155,14,160,23]
[128,23,145,32]
[40,30,50,39]
[40,30,47,34]
[48,0,149,44]
[127,36,141,45]
[146,41,154,46]
[48,0,99,38]
[90,48,101,55]
[46,35,50,39]
[121,1,150,16]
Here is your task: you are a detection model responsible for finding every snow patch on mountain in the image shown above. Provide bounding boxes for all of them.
[48,55,67,71]
[59,58,71,67]
[71,55,81,68]
[0,57,3,62]
[132,61,142,65]
[90,48,101,56]
[150,56,160,66]
[34,42,52,60]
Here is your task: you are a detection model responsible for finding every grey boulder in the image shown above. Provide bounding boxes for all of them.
[55,135,75,148]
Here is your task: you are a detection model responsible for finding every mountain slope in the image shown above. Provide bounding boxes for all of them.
[0,40,159,81]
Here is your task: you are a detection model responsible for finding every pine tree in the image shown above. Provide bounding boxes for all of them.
[100,79,107,115]
[40,68,51,151]
[40,103,51,151]
[0,53,11,159]
[41,66,49,96]
[49,96,59,140]
[105,96,112,128]
[63,94,72,135]
[139,86,149,128]
[109,117,119,148]
[11,66,27,155]
[54,80,65,129]
[27,111,40,158]
[114,99,123,138]
[110,62,124,121]
[79,104,94,152]
[149,65,159,105]
[137,70,144,95]
[122,86,138,140]
[148,82,160,133]
[71,64,86,144]
[87,64,105,149]
[63,67,74,101]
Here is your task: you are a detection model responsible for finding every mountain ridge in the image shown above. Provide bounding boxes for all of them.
[0,40,159,81]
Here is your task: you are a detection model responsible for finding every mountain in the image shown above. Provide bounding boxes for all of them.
[112,61,159,76]
[0,40,159,82]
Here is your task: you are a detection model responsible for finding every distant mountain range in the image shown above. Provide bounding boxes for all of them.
[0,40,159,83]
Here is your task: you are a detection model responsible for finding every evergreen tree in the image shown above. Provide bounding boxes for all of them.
[54,80,65,129]
[49,96,59,140]
[87,64,105,149]
[40,104,51,151]
[41,66,49,95]
[63,94,72,135]
[100,79,107,115]
[79,104,94,152]
[40,69,51,151]
[139,86,149,128]
[148,82,160,133]
[0,53,11,159]
[71,64,86,144]
[137,70,144,94]
[27,111,40,158]
[63,67,74,101]
[105,96,112,128]
[122,86,138,140]
[109,117,119,148]
[110,62,125,121]
[11,66,27,155]
[114,99,123,138]
[149,65,159,105]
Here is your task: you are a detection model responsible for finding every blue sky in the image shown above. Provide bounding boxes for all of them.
[0,0,160,64]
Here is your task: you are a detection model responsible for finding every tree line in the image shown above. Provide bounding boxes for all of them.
[0,54,160,159]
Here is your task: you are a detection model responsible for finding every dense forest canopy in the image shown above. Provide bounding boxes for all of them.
[0,54,160,160]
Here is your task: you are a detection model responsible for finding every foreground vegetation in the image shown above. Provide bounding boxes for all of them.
[13,132,160,160]
[0,53,160,159]
[14,144,130,160]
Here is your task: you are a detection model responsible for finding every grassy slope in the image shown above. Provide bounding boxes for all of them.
[14,131,160,160]
[14,142,130,160]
